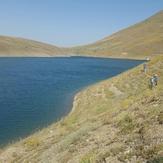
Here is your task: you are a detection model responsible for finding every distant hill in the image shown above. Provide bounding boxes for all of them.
[72,11,163,59]
[0,11,163,58]
[0,36,66,57]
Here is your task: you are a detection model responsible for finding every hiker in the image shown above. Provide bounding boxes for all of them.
[149,76,155,89]
[153,74,158,86]
[143,63,147,73]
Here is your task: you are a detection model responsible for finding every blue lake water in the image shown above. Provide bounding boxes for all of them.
[0,57,143,146]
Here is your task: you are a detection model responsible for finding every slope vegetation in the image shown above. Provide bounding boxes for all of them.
[0,55,162,163]
[72,11,163,59]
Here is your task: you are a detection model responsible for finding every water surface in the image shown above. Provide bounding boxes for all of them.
[0,57,143,146]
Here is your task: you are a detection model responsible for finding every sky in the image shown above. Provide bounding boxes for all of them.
[0,0,163,47]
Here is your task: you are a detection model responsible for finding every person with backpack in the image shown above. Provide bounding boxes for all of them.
[143,63,147,73]
[150,76,155,89]
[153,74,158,86]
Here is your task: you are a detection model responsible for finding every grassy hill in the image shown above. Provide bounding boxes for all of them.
[0,11,163,58]
[0,55,162,163]
[72,11,163,59]
[0,36,67,57]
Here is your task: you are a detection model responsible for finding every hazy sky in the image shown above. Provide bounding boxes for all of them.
[0,0,163,46]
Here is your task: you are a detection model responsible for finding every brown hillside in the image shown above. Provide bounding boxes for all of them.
[0,36,66,57]
[72,11,163,59]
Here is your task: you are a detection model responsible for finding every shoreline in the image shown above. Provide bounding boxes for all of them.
[0,55,162,163]
[0,54,147,61]
[0,56,144,148]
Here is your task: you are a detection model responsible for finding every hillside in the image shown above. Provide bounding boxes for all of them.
[0,55,162,162]
[0,36,66,57]
[72,11,163,59]
[0,11,163,58]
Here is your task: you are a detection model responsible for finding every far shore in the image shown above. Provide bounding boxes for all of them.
[0,54,147,61]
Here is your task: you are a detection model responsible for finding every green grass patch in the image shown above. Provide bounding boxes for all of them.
[80,151,96,163]
[118,114,136,134]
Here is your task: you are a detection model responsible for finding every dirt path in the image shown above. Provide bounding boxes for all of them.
[109,84,123,96]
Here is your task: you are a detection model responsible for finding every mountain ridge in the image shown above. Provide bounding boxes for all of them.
[0,11,163,58]
[0,35,67,57]
[71,10,163,59]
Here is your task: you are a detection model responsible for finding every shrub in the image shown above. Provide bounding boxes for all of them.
[24,137,40,149]
[157,111,163,124]
[147,157,163,163]
[80,151,96,163]
[118,114,135,134]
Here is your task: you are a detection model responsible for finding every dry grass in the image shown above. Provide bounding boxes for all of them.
[0,55,163,163]
[0,35,67,56]
[71,11,163,59]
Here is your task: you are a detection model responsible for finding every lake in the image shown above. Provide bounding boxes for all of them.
[0,57,143,146]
